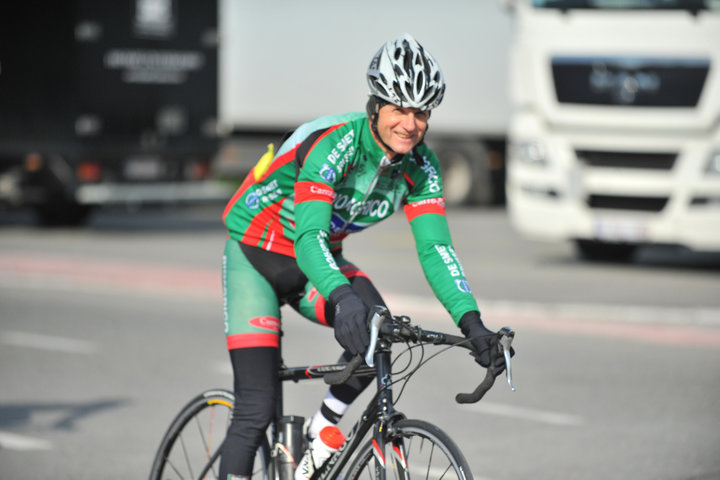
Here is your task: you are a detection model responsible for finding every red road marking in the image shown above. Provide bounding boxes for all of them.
[2,253,719,348]
[0,253,220,298]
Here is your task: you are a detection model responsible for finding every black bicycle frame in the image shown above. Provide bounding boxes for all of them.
[312,341,407,480]
[189,348,399,480]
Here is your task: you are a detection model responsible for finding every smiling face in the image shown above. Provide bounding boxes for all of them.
[373,104,429,156]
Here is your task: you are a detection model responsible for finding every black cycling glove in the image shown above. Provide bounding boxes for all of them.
[459,311,511,373]
[329,284,370,356]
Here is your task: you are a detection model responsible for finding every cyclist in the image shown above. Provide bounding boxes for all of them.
[220,33,506,479]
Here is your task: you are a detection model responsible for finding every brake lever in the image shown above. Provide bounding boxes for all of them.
[365,306,389,368]
[497,327,516,391]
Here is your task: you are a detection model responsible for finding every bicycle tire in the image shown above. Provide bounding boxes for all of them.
[149,389,271,480]
[343,419,473,480]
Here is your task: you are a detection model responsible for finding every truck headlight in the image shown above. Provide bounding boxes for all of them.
[706,150,720,174]
[509,141,547,166]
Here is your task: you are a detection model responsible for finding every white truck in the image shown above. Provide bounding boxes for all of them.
[214,0,514,206]
[505,0,720,260]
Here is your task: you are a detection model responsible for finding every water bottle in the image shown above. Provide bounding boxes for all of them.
[294,425,345,480]
[277,415,306,480]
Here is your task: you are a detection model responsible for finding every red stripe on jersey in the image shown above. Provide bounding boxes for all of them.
[260,149,296,182]
[340,264,369,280]
[222,149,297,222]
[314,294,328,326]
[271,241,295,258]
[295,181,335,204]
[403,198,446,222]
[260,205,294,256]
[329,232,348,254]
[403,172,415,187]
[222,173,256,222]
[227,332,280,350]
[243,199,282,243]
[242,198,295,257]
[305,123,346,164]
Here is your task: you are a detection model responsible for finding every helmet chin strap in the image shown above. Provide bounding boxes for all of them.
[366,96,398,161]
[369,113,400,162]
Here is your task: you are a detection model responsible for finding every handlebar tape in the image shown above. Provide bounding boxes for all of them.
[455,337,500,404]
[324,354,364,385]
[455,366,495,404]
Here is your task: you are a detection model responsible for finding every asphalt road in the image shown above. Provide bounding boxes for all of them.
[1,205,719,480]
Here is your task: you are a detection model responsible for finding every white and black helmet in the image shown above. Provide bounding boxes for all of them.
[367,33,445,112]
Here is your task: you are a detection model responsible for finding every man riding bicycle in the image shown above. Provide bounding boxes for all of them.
[220,33,506,480]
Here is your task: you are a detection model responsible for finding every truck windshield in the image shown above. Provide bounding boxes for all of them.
[532,0,720,10]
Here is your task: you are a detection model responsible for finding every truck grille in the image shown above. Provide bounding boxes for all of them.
[587,194,668,212]
[552,56,709,107]
[576,150,676,170]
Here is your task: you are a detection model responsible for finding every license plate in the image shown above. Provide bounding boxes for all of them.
[592,217,648,242]
[124,156,164,180]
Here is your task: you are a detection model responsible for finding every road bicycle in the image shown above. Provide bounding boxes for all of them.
[149,305,516,480]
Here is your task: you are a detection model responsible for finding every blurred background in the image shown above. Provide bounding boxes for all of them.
[1,1,719,479]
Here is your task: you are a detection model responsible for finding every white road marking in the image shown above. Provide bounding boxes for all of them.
[3,260,720,328]
[383,294,720,347]
[0,431,52,451]
[0,331,99,354]
[463,401,585,427]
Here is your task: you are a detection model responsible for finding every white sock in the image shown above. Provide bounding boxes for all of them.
[307,391,349,439]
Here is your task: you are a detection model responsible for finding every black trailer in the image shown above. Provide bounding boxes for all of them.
[0,0,230,225]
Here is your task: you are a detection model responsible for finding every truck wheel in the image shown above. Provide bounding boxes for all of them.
[434,142,491,206]
[34,201,93,227]
[575,240,637,263]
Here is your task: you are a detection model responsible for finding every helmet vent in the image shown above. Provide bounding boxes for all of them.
[366,33,445,111]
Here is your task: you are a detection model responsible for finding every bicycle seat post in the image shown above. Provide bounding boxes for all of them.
[276,329,286,421]
[274,330,308,480]
[276,415,305,480]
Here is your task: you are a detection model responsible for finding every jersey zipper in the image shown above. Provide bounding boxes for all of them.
[337,155,394,235]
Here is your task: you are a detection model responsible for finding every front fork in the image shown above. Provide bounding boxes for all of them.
[372,429,410,480]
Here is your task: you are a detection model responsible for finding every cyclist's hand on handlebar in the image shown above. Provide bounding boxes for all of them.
[459,311,515,373]
[329,284,370,356]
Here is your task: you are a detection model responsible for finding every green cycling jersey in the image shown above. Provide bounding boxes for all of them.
[222,112,478,324]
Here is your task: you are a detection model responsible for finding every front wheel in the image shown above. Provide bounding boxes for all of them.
[149,389,270,480]
[344,419,473,480]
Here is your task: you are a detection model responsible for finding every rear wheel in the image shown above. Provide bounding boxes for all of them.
[149,389,270,480]
[344,419,473,480]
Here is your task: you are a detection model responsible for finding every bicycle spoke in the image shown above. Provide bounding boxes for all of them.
[179,432,195,479]
[203,407,215,460]
[165,456,185,479]
[427,440,435,477]
[204,406,219,478]
[150,390,270,480]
